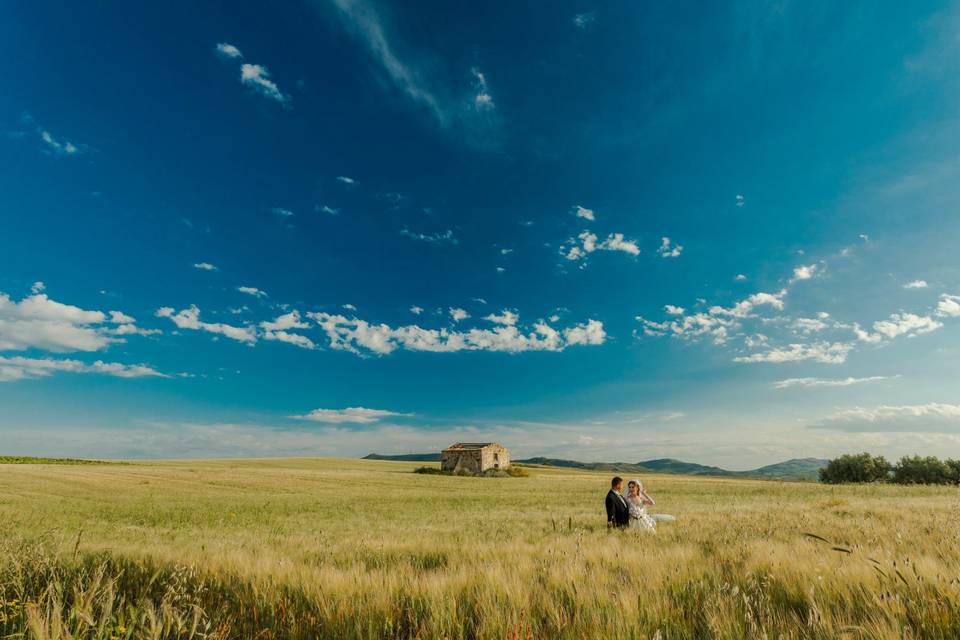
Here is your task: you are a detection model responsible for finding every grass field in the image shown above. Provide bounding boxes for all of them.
[1,458,959,639]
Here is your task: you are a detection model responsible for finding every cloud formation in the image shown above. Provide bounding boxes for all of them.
[214,42,290,105]
[0,291,148,353]
[291,407,410,424]
[0,356,166,382]
[308,311,605,356]
[156,306,257,344]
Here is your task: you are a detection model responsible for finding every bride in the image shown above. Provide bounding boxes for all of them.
[624,479,674,531]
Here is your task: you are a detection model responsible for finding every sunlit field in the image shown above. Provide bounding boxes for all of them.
[2,458,959,639]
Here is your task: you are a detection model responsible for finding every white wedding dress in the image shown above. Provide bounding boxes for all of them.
[625,495,657,531]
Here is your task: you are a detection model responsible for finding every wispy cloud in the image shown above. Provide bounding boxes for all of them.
[400,228,457,244]
[0,355,166,382]
[904,279,929,289]
[214,42,290,105]
[39,129,82,156]
[336,175,356,184]
[237,286,268,298]
[812,403,960,433]
[290,407,410,424]
[156,306,257,344]
[193,262,218,271]
[773,375,897,389]
[325,0,498,141]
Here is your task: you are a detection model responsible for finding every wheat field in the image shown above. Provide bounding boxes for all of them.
[1,457,959,639]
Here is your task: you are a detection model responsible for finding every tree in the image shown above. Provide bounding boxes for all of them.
[892,455,951,485]
[819,453,891,484]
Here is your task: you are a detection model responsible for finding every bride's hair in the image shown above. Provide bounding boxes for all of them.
[626,479,641,495]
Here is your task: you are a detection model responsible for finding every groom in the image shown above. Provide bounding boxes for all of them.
[605,476,630,529]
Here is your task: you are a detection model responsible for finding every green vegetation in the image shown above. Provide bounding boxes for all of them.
[412,464,528,477]
[819,452,960,485]
[0,455,110,465]
[2,457,958,638]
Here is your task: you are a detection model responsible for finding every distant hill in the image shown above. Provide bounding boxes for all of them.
[363,453,442,462]
[746,458,828,481]
[638,458,734,476]
[363,453,828,481]
[516,456,828,481]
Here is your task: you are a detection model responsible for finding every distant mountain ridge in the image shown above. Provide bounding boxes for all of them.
[362,453,827,481]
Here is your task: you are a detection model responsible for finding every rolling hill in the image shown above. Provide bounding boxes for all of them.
[363,453,828,481]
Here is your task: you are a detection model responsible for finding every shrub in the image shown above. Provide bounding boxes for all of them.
[819,453,891,484]
[413,465,528,477]
[892,455,951,485]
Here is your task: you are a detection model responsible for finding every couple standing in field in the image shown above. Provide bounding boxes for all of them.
[605,476,675,531]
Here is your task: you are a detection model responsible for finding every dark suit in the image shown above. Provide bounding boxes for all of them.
[605,489,629,528]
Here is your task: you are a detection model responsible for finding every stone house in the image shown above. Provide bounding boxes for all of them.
[441,443,511,473]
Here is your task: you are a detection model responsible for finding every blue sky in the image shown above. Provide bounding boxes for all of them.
[2,1,960,467]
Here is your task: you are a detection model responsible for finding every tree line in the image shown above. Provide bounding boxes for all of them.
[819,452,960,485]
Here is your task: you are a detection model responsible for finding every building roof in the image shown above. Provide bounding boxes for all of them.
[442,442,503,451]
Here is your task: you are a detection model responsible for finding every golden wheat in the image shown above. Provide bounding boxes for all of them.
[1,458,958,638]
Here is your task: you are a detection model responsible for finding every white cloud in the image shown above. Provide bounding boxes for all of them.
[400,228,457,244]
[601,233,640,255]
[664,305,685,315]
[735,194,745,208]
[262,330,315,350]
[657,237,683,258]
[31,281,45,294]
[215,42,244,59]
[260,311,309,331]
[193,262,218,271]
[155,305,257,344]
[773,375,896,389]
[734,342,853,364]
[336,175,356,184]
[0,355,167,382]
[471,67,494,110]
[237,286,268,298]
[291,407,410,424]
[936,294,960,317]
[904,280,928,289]
[574,205,595,221]
[484,310,518,326]
[0,292,125,353]
[317,204,340,215]
[793,317,829,333]
[563,230,639,261]
[271,207,294,217]
[39,130,81,156]
[872,313,942,339]
[108,310,135,324]
[709,289,787,318]
[214,43,289,105]
[410,306,423,315]
[735,274,747,281]
[449,307,469,322]
[239,63,290,104]
[791,264,819,282]
[308,311,605,356]
[813,403,960,433]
